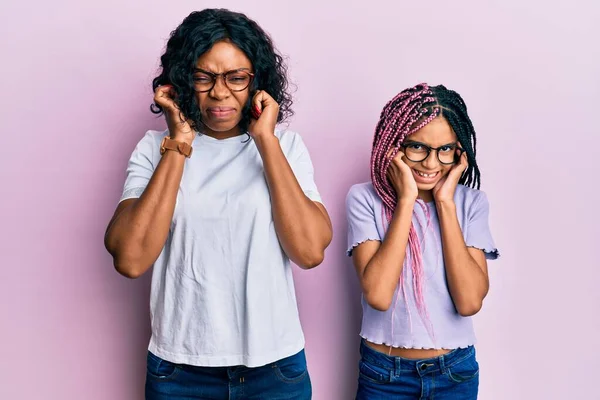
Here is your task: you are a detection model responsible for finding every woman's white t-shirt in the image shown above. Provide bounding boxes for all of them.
[120,129,322,367]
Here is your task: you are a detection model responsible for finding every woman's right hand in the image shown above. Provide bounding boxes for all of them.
[386,149,418,202]
[153,85,195,145]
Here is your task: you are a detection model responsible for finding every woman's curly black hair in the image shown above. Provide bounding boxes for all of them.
[150,9,293,132]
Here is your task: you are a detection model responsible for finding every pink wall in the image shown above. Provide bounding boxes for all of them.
[1,0,598,398]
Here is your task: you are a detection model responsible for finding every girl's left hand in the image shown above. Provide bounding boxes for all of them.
[248,90,279,140]
[432,151,468,203]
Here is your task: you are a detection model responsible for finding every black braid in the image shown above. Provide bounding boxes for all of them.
[430,85,481,189]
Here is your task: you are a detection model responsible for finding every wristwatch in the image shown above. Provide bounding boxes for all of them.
[160,137,193,158]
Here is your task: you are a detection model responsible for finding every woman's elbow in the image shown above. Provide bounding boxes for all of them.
[291,236,330,269]
[113,258,149,279]
[105,232,150,278]
[107,244,150,279]
[295,250,325,270]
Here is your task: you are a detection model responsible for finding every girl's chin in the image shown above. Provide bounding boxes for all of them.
[416,182,438,191]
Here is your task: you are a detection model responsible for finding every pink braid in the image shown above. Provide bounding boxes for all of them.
[371,83,439,343]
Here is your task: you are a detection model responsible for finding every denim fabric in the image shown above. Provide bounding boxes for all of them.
[356,340,479,399]
[145,349,311,399]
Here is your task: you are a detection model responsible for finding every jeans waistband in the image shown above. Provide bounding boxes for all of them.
[359,339,475,376]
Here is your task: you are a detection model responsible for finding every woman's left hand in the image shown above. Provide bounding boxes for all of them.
[432,151,468,204]
[248,90,279,140]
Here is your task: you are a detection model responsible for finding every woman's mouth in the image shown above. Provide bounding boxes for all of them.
[207,107,236,119]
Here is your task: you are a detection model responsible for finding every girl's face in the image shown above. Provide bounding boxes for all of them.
[401,117,459,194]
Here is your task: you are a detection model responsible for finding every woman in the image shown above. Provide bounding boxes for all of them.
[104,9,332,399]
[346,83,499,399]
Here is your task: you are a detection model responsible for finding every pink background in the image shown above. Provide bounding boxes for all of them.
[1,0,598,399]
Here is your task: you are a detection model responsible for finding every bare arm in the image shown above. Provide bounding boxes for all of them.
[104,85,195,278]
[351,150,418,311]
[250,91,332,269]
[352,198,414,311]
[432,153,489,316]
[255,135,332,268]
[437,200,489,316]
[104,150,186,278]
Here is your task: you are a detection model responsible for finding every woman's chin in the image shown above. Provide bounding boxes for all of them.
[203,121,239,133]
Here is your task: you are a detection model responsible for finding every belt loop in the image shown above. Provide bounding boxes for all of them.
[395,356,402,377]
[439,353,447,375]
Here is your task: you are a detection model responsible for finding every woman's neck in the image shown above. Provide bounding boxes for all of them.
[202,126,242,140]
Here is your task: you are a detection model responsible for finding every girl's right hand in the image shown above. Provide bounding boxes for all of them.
[386,149,418,202]
[153,85,195,145]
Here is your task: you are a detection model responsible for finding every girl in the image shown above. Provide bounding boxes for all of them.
[346,83,499,399]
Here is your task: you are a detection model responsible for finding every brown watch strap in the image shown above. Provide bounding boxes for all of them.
[160,137,193,158]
